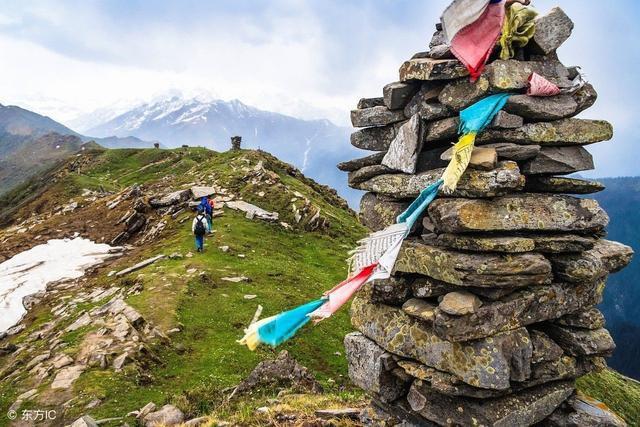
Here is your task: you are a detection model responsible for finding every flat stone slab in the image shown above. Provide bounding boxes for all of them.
[394,240,552,288]
[354,161,524,199]
[428,194,609,234]
[525,176,605,194]
[351,106,406,128]
[531,330,564,364]
[407,380,574,427]
[401,298,437,323]
[350,296,533,390]
[438,76,491,110]
[441,146,497,170]
[485,59,571,91]
[433,279,605,342]
[477,119,613,146]
[348,164,393,186]
[337,152,385,172]
[426,232,596,254]
[357,97,384,109]
[399,58,468,81]
[555,308,606,330]
[51,364,85,390]
[344,332,410,403]
[521,146,594,175]
[543,325,615,357]
[383,81,419,110]
[482,142,540,161]
[504,94,577,121]
[551,239,634,283]
[369,276,412,305]
[530,7,574,55]
[351,123,404,151]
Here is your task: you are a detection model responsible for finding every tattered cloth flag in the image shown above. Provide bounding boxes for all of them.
[527,72,561,96]
[499,2,538,60]
[442,0,506,81]
[442,93,510,193]
[238,94,510,351]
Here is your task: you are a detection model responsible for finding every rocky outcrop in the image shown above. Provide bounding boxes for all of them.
[341,5,632,426]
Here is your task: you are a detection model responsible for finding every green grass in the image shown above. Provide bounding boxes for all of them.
[577,369,640,426]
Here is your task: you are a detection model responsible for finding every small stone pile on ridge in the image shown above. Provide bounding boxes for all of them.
[338,6,634,427]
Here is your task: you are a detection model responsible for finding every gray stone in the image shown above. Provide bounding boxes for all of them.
[491,111,524,129]
[522,146,594,175]
[395,240,552,288]
[504,94,578,121]
[530,234,597,253]
[337,152,385,172]
[525,176,605,194]
[426,233,536,253]
[71,415,99,427]
[411,276,456,298]
[344,332,410,402]
[51,364,85,389]
[359,192,409,232]
[149,189,191,208]
[530,7,574,55]
[143,404,185,426]
[351,106,406,128]
[439,291,482,316]
[354,161,524,199]
[369,276,412,306]
[415,146,448,172]
[485,59,571,91]
[407,380,574,427]
[357,97,384,109]
[551,239,634,283]
[427,44,454,59]
[555,308,606,330]
[399,58,469,81]
[404,82,448,119]
[531,330,564,364]
[383,81,420,110]
[429,30,446,48]
[482,142,541,161]
[441,146,497,170]
[543,325,615,357]
[315,408,361,421]
[348,165,393,186]
[477,119,613,146]
[351,296,533,389]
[573,83,598,115]
[548,394,628,427]
[428,194,609,234]
[438,76,491,111]
[433,280,605,342]
[424,116,458,141]
[382,114,424,173]
[351,122,404,151]
[402,298,437,323]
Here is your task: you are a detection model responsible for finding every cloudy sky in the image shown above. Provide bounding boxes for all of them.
[0,0,638,176]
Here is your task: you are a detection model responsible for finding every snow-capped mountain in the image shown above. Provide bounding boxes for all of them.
[84,96,362,206]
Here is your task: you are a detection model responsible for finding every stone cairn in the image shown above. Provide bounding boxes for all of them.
[231,135,242,150]
[338,6,634,427]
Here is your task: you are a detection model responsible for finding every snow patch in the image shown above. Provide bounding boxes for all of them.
[0,238,120,333]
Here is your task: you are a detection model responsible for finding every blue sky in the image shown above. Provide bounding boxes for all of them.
[0,0,638,177]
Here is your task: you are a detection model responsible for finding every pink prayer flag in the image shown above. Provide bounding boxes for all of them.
[309,263,378,322]
[450,0,505,81]
[527,72,561,97]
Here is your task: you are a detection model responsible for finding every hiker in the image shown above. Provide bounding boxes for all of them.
[192,206,209,252]
[199,196,213,233]
[207,197,215,232]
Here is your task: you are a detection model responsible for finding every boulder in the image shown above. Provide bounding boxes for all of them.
[428,194,609,234]
[433,280,605,342]
[344,332,410,402]
[504,94,578,121]
[402,298,437,323]
[543,325,615,357]
[399,58,469,81]
[551,239,634,283]
[351,106,406,128]
[525,176,605,194]
[149,189,191,208]
[555,308,606,330]
[359,192,409,232]
[143,404,185,427]
[382,114,424,173]
[350,296,533,389]
[438,291,482,316]
[383,81,420,110]
[477,119,613,146]
[354,161,524,199]
[407,380,574,427]
[530,7,574,55]
[482,142,540,161]
[337,152,385,172]
[394,240,552,288]
[521,146,594,175]
[351,122,404,151]
[357,97,385,109]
